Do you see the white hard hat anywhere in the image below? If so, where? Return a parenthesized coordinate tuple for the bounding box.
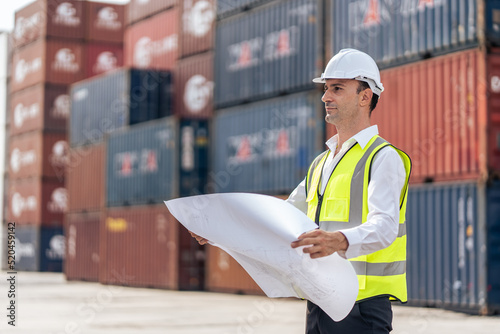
(313, 48, 384, 96)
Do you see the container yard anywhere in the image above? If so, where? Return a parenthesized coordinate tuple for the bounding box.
(1, 0, 500, 332)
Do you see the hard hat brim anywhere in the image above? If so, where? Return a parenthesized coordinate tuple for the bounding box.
(312, 77, 325, 83)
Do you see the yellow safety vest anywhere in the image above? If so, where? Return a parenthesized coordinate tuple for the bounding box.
(305, 135, 411, 302)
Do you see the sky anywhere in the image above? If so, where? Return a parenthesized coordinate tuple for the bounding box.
(0, 0, 128, 32)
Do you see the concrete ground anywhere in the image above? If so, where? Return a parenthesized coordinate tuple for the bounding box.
(0, 270, 499, 334)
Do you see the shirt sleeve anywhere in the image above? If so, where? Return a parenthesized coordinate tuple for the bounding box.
(340, 147, 407, 259)
(286, 178, 308, 215)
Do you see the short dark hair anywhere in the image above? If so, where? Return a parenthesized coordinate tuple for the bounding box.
(356, 81, 379, 115)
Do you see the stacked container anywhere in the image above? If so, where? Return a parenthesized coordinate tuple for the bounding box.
(4, 0, 125, 273)
(206, 0, 326, 295)
(328, 0, 500, 314)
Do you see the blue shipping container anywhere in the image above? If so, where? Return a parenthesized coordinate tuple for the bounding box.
(332, 0, 485, 68)
(406, 181, 500, 314)
(215, 0, 323, 108)
(70, 68, 173, 147)
(11, 225, 64, 272)
(212, 90, 324, 194)
(106, 117, 210, 206)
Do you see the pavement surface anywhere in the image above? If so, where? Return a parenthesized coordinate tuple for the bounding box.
(0, 270, 499, 334)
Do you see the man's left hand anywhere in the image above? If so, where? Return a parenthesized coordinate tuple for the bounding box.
(291, 229, 349, 259)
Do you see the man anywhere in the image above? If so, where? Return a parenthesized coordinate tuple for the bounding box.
(288, 48, 411, 333)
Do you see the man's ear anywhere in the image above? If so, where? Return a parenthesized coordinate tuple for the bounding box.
(359, 88, 373, 108)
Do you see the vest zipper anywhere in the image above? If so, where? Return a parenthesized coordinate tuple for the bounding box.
(315, 193, 323, 225)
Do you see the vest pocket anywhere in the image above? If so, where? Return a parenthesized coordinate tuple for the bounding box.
(323, 197, 349, 221)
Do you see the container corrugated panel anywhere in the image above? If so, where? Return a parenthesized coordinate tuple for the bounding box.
(487, 1, 500, 46)
(85, 43, 124, 79)
(127, 0, 179, 26)
(12, 225, 64, 272)
(487, 49, 500, 174)
(216, 0, 275, 20)
(372, 49, 489, 183)
(12, 0, 86, 49)
(64, 211, 101, 281)
(66, 143, 105, 213)
(486, 181, 500, 313)
(106, 118, 179, 206)
(10, 84, 69, 136)
(205, 245, 264, 295)
(124, 8, 179, 70)
(213, 91, 325, 194)
(6, 178, 66, 227)
(178, 226, 205, 290)
(175, 52, 214, 119)
(405, 182, 498, 314)
(69, 68, 173, 147)
(180, 0, 215, 57)
(11, 38, 86, 93)
(86, 2, 125, 44)
(100, 205, 179, 289)
(331, 0, 480, 69)
(8, 131, 67, 181)
(214, 0, 323, 108)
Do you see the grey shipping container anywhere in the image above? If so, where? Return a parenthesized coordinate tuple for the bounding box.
(406, 181, 500, 314)
(331, 0, 498, 69)
(214, 0, 323, 108)
(10, 225, 64, 272)
(70, 68, 173, 147)
(216, 0, 275, 19)
(106, 118, 209, 206)
(212, 90, 324, 194)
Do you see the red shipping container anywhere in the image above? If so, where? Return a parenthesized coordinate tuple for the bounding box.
(371, 49, 489, 183)
(179, 0, 215, 58)
(86, 2, 125, 44)
(12, 38, 86, 93)
(64, 211, 101, 282)
(175, 52, 214, 118)
(124, 8, 179, 70)
(100, 205, 179, 289)
(12, 0, 86, 49)
(127, 0, 179, 26)
(8, 131, 67, 181)
(66, 143, 105, 213)
(10, 84, 69, 136)
(85, 43, 124, 78)
(7, 178, 67, 227)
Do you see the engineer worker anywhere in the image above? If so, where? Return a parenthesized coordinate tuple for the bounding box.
(191, 48, 412, 334)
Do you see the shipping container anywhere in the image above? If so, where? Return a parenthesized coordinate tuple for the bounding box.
(175, 52, 214, 119)
(12, 0, 86, 49)
(371, 49, 497, 183)
(124, 8, 179, 70)
(64, 211, 101, 281)
(0, 222, 5, 270)
(8, 131, 67, 180)
(66, 143, 105, 213)
(100, 205, 180, 289)
(212, 90, 324, 194)
(180, 0, 215, 57)
(216, 0, 275, 20)
(107, 117, 209, 206)
(178, 226, 205, 290)
(0, 32, 10, 227)
(10, 225, 64, 272)
(11, 38, 86, 93)
(127, 0, 179, 26)
(10, 84, 69, 135)
(329, 0, 500, 69)
(86, 2, 125, 44)
(406, 181, 500, 314)
(214, 0, 323, 108)
(69, 68, 172, 147)
(6, 178, 66, 227)
(86, 43, 124, 78)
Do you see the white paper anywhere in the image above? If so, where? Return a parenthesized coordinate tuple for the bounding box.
(164, 193, 358, 321)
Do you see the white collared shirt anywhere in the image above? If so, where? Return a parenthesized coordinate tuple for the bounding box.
(286, 125, 407, 259)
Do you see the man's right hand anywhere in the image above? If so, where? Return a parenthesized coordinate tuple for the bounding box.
(189, 231, 210, 245)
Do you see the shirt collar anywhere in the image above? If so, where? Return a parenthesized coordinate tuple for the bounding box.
(325, 125, 379, 152)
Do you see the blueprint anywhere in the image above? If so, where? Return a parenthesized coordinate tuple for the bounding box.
(164, 193, 358, 321)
